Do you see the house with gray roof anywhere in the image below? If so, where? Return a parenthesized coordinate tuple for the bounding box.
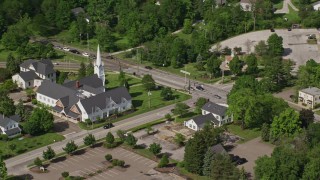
(35, 45, 132, 122)
(0, 114, 21, 138)
(184, 101, 232, 131)
(299, 87, 320, 109)
(12, 59, 56, 89)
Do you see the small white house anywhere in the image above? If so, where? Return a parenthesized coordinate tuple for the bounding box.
(240, 0, 255, 11)
(184, 101, 232, 131)
(312, 1, 320, 10)
(0, 114, 21, 138)
(299, 87, 320, 109)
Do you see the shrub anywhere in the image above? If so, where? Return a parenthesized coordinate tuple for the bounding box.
(165, 113, 172, 121)
(34, 157, 42, 167)
(117, 160, 125, 167)
(112, 159, 119, 166)
(261, 123, 270, 142)
(31, 99, 37, 105)
(61, 171, 69, 178)
(0, 134, 8, 141)
(9, 144, 16, 151)
(158, 154, 169, 168)
(105, 154, 112, 161)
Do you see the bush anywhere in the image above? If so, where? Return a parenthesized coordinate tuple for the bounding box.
(61, 171, 69, 178)
(112, 159, 119, 166)
(9, 144, 16, 151)
(261, 123, 270, 142)
(158, 154, 169, 168)
(105, 154, 112, 161)
(34, 157, 42, 167)
(165, 113, 172, 121)
(31, 99, 37, 105)
(117, 160, 125, 167)
(177, 161, 185, 168)
(0, 134, 8, 141)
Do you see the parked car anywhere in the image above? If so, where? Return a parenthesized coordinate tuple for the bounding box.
(82, 52, 89, 57)
(196, 86, 204, 91)
(214, 95, 221, 99)
(54, 46, 62, 50)
(270, 28, 275, 32)
(145, 66, 153, 70)
(63, 47, 70, 51)
(236, 158, 247, 165)
(70, 49, 80, 54)
(103, 123, 114, 129)
(53, 62, 59, 65)
(288, 27, 292, 31)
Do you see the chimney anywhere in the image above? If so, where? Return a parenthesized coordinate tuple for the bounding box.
(76, 81, 80, 88)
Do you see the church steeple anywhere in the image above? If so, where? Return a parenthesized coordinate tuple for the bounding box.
(94, 44, 105, 88)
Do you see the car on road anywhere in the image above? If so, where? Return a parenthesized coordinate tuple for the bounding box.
(196, 86, 204, 91)
(145, 66, 153, 70)
(288, 27, 292, 31)
(63, 47, 70, 51)
(103, 123, 114, 129)
(270, 28, 275, 32)
(236, 158, 247, 165)
(53, 62, 59, 65)
(54, 46, 62, 50)
(82, 52, 89, 57)
(70, 49, 80, 54)
(214, 95, 221, 99)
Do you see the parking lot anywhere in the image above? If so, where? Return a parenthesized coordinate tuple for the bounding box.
(229, 137, 274, 178)
(211, 29, 320, 72)
(30, 146, 174, 180)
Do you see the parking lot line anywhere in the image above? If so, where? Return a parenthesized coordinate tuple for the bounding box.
(94, 148, 105, 153)
(69, 157, 79, 163)
(132, 156, 143, 161)
(145, 161, 155, 165)
(49, 165, 57, 170)
(89, 149, 100, 155)
(65, 160, 78, 166)
(90, 166, 100, 171)
(84, 168, 96, 174)
(128, 154, 138, 159)
(74, 156, 86, 161)
(148, 162, 157, 167)
(109, 169, 119, 175)
(54, 163, 66, 168)
(97, 173, 108, 179)
(82, 154, 91, 159)
(138, 158, 150, 163)
(124, 152, 135, 158)
(93, 164, 104, 169)
(86, 152, 97, 157)
(104, 172, 113, 177)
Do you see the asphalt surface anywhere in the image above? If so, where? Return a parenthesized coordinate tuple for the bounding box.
(274, 0, 299, 14)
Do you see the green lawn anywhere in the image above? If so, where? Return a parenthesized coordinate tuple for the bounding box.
(0, 132, 64, 159)
(174, 111, 198, 123)
(55, 49, 90, 63)
(226, 124, 261, 143)
(106, 73, 141, 89)
(0, 45, 17, 62)
(273, 0, 284, 10)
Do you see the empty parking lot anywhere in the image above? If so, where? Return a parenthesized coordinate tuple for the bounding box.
(30, 146, 173, 180)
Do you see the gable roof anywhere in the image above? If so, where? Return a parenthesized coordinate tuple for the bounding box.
(20, 59, 37, 69)
(202, 102, 227, 116)
(18, 71, 40, 81)
(63, 74, 104, 94)
(312, 1, 320, 6)
(79, 86, 131, 113)
(37, 80, 78, 100)
(20, 59, 55, 75)
(5, 127, 21, 136)
(0, 114, 19, 127)
(192, 113, 219, 129)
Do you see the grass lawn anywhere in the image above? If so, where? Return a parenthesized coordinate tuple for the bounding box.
(0, 132, 64, 159)
(284, 5, 300, 24)
(54, 49, 90, 63)
(0, 45, 18, 62)
(315, 110, 320, 115)
(226, 124, 261, 143)
(174, 111, 199, 123)
(274, 0, 284, 10)
(79, 74, 191, 130)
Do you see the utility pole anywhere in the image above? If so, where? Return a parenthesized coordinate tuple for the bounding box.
(148, 91, 152, 108)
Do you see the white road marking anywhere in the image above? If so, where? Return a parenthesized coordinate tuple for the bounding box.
(86, 152, 96, 157)
(109, 169, 119, 175)
(94, 148, 105, 153)
(74, 156, 86, 161)
(104, 172, 113, 177)
(133, 156, 142, 161)
(89, 150, 100, 155)
(49, 165, 57, 170)
(69, 158, 79, 162)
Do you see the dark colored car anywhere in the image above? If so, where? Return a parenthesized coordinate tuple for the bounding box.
(196, 86, 204, 91)
(270, 28, 275, 32)
(231, 155, 240, 162)
(214, 95, 221, 99)
(288, 27, 292, 31)
(70, 49, 80, 54)
(103, 123, 114, 129)
(237, 158, 247, 165)
(145, 66, 153, 70)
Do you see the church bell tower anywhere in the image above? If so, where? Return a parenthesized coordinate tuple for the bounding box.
(94, 44, 105, 87)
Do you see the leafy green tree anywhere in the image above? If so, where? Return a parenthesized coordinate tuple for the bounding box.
(160, 87, 174, 100)
(55, 0, 72, 30)
(271, 108, 301, 139)
(183, 18, 193, 34)
(229, 56, 242, 76)
(149, 143, 162, 155)
(57, 71, 68, 84)
(158, 154, 169, 168)
(142, 74, 155, 91)
(105, 132, 115, 145)
(63, 141, 78, 155)
(210, 154, 240, 180)
(34, 157, 42, 167)
(255, 40, 268, 56)
(261, 123, 270, 142)
(15, 99, 25, 120)
(254, 155, 277, 179)
(43, 146, 56, 160)
(0, 156, 7, 180)
(302, 158, 320, 179)
(195, 97, 207, 113)
(116, 130, 126, 141)
(267, 34, 284, 56)
(306, 123, 320, 146)
(299, 109, 314, 128)
(95, 25, 116, 52)
(174, 133, 186, 146)
(84, 134, 96, 147)
(206, 56, 221, 78)
(0, 96, 16, 117)
(173, 103, 189, 117)
(125, 133, 137, 147)
(202, 148, 215, 176)
(165, 113, 172, 121)
(78, 62, 86, 79)
(61, 171, 69, 178)
(6, 53, 20, 75)
(86, 63, 94, 76)
(246, 54, 258, 75)
(105, 154, 112, 161)
(24, 108, 54, 135)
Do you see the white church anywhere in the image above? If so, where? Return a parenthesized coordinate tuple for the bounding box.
(35, 45, 132, 122)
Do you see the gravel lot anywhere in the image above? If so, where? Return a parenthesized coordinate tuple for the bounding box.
(211, 29, 320, 72)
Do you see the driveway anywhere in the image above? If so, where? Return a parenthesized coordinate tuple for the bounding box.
(53, 116, 81, 137)
(29, 146, 174, 180)
(229, 137, 274, 178)
(9, 90, 27, 104)
(275, 0, 299, 14)
(211, 29, 319, 72)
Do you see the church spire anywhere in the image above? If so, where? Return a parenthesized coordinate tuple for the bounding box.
(94, 44, 105, 89)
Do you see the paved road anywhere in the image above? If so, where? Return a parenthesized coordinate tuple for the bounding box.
(275, 0, 299, 14)
(6, 99, 195, 175)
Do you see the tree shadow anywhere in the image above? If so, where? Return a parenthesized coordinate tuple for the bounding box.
(7, 174, 33, 180)
(51, 156, 66, 163)
(73, 149, 86, 156)
(283, 48, 292, 56)
(134, 144, 147, 149)
(132, 100, 143, 107)
(53, 121, 69, 133)
(224, 144, 235, 152)
(130, 92, 143, 98)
